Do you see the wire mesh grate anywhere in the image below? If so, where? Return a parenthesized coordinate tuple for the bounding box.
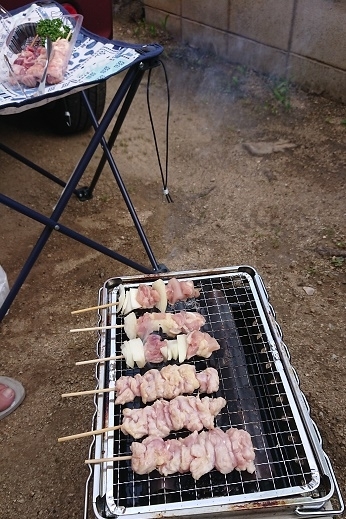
(99, 272, 319, 513)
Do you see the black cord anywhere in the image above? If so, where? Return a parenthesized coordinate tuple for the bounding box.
(146, 59, 173, 203)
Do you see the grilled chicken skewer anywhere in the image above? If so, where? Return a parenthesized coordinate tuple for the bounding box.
(114, 365, 219, 405)
(74, 329, 220, 368)
(62, 365, 219, 403)
(58, 394, 225, 442)
(121, 395, 226, 439)
(116, 278, 200, 315)
(70, 309, 205, 336)
(85, 427, 256, 481)
(71, 278, 199, 315)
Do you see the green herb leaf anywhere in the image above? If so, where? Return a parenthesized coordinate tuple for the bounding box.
(36, 18, 71, 43)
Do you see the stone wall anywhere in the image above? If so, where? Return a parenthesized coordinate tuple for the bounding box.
(143, 0, 346, 103)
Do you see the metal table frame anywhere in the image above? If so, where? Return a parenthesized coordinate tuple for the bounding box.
(0, 41, 166, 321)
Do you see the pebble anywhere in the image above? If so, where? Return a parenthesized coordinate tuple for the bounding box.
(302, 286, 315, 295)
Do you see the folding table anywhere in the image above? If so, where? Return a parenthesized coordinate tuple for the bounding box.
(0, 2, 168, 322)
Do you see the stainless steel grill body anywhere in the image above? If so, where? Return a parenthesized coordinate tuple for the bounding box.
(86, 266, 343, 519)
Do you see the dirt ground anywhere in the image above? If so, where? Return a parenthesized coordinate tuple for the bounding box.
(0, 16, 345, 519)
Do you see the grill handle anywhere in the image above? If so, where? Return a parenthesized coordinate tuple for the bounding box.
(280, 339, 291, 361)
(295, 453, 344, 517)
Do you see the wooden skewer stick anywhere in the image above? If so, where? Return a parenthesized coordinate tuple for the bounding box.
(31, 34, 39, 46)
(71, 301, 119, 315)
(58, 425, 122, 442)
(62, 387, 117, 397)
(76, 355, 124, 366)
(85, 455, 132, 465)
(70, 324, 124, 333)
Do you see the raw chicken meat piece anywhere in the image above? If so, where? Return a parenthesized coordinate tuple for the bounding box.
(165, 278, 200, 304)
(143, 334, 165, 364)
(186, 330, 220, 359)
(195, 367, 220, 394)
(136, 284, 160, 308)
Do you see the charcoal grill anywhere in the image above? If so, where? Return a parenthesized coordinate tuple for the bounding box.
(84, 266, 344, 518)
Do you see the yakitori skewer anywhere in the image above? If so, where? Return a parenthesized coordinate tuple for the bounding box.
(59, 394, 224, 442)
(75, 355, 124, 366)
(71, 301, 119, 315)
(71, 310, 205, 336)
(71, 278, 200, 317)
(58, 425, 121, 442)
(85, 428, 256, 479)
(70, 324, 123, 333)
(85, 455, 132, 465)
(60, 395, 225, 443)
(75, 328, 220, 370)
(71, 311, 216, 372)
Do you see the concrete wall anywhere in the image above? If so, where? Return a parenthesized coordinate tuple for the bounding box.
(143, 0, 346, 104)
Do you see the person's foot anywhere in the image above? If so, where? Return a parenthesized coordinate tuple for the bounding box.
(0, 377, 25, 419)
(0, 383, 15, 412)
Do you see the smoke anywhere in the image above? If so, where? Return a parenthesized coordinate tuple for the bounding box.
(154, 0, 345, 101)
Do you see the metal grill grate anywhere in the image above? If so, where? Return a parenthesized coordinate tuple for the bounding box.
(99, 271, 320, 515)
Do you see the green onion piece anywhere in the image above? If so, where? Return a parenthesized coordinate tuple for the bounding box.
(36, 18, 71, 43)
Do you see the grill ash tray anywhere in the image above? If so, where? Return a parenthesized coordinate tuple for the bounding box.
(90, 266, 341, 519)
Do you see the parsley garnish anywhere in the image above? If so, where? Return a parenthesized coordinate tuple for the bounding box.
(36, 18, 71, 43)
